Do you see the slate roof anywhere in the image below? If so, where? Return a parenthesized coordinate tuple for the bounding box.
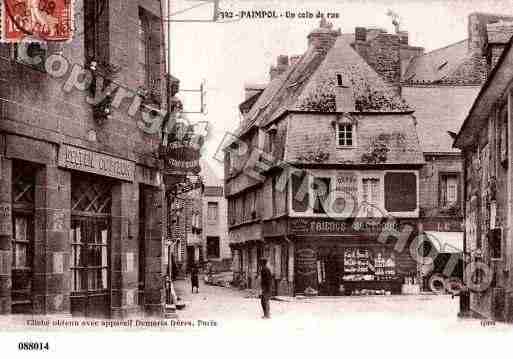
(402, 86, 481, 153)
(239, 33, 412, 135)
(402, 39, 487, 85)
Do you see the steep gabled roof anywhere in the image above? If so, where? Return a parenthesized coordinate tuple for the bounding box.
(239, 33, 412, 135)
(293, 35, 411, 115)
(240, 44, 325, 134)
(403, 39, 487, 85)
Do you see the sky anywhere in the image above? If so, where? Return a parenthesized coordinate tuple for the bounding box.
(168, 0, 513, 178)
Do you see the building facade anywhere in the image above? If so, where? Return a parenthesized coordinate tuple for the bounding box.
(226, 20, 425, 296)
(201, 161, 230, 272)
(226, 15, 513, 297)
(0, 0, 173, 318)
(454, 31, 513, 322)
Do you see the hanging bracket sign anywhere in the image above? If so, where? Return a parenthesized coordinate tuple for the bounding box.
(159, 142, 201, 175)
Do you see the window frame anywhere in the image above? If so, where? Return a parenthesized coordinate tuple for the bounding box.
(138, 8, 151, 88)
(337, 120, 355, 148)
(439, 172, 461, 209)
(11, 213, 34, 271)
(70, 217, 110, 294)
(207, 202, 218, 222)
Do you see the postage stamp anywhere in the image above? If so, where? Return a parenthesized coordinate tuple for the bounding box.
(1, 0, 73, 42)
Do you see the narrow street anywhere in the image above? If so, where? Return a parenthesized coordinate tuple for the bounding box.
(174, 279, 511, 334)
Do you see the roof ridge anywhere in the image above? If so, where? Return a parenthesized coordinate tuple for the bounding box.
(421, 38, 468, 56)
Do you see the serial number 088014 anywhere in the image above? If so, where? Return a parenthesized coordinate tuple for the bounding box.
(18, 342, 50, 351)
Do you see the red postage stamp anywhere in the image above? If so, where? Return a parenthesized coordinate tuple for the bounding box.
(1, 0, 73, 42)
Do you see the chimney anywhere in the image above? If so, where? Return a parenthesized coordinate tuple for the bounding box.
(307, 18, 341, 53)
(355, 27, 367, 42)
(290, 55, 302, 66)
(486, 21, 513, 73)
(269, 55, 290, 80)
(398, 30, 409, 45)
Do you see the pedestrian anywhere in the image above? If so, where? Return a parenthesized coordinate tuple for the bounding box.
(259, 258, 272, 319)
(191, 263, 199, 294)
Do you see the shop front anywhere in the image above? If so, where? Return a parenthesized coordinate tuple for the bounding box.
(0, 135, 167, 317)
(291, 218, 419, 296)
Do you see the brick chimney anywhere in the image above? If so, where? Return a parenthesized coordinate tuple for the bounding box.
(486, 20, 513, 73)
(307, 18, 341, 53)
(269, 55, 290, 80)
(352, 26, 423, 94)
(468, 12, 513, 55)
(290, 55, 302, 66)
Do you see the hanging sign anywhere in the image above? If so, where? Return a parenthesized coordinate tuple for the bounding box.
(160, 142, 201, 175)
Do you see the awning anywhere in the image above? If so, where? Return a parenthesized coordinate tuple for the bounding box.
(424, 231, 463, 253)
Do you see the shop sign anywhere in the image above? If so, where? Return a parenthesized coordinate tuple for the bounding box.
(296, 248, 317, 276)
(290, 218, 400, 235)
(58, 144, 135, 182)
(160, 142, 201, 175)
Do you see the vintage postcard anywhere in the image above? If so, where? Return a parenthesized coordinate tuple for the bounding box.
(0, 0, 513, 357)
(1, 0, 73, 42)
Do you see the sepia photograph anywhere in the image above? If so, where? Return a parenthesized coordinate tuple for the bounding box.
(0, 0, 512, 356)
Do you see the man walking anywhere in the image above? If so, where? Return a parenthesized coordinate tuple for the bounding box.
(259, 258, 272, 319)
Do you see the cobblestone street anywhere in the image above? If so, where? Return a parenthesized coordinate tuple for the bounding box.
(174, 279, 512, 335)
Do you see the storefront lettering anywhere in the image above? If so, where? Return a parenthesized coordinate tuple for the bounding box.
(59, 144, 135, 182)
(290, 218, 399, 235)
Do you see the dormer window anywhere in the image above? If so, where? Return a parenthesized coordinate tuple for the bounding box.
(337, 123, 353, 147)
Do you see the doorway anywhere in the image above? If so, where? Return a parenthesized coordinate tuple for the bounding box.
(70, 175, 113, 318)
(70, 216, 110, 318)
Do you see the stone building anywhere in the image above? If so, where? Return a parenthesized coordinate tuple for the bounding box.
(201, 161, 230, 272)
(0, 0, 174, 318)
(225, 14, 513, 296)
(226, 19, 425, 296)
(168, 183, 202, 275)
(454, 34, 513, 322)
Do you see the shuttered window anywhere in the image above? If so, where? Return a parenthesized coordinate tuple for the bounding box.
(384, 173, 417, 212)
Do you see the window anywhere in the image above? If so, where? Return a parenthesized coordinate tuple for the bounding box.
(207, 237, 220, 258)
(362, 178, 380, 217)
(291, 171, 309, 212)
(70, 218, 109, 292)
(84, 0, 108, 64)
(440, 174, 459, 208)
(138, 9, 150, 87)
(272, 176, 277, 217)
(384, 172, 417, 212)
(499, 103, 508, 166)
(313, 177, 331, 214)
(207, 202, 218, 221)
(337, 123, 353, 147)
(12, 216, 33, 269)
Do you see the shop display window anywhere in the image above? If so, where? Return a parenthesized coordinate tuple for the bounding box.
(342, 248, 397, 282)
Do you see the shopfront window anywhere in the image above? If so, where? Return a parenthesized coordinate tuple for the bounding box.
(70, 218, 109, 292)
(12, 216, 32, 269)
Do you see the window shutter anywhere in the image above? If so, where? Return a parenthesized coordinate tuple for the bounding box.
(385, 173, 417, 212)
